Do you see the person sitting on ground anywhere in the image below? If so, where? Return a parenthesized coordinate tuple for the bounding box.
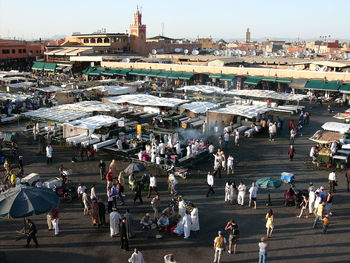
(140, 213, 153, 230)
(157, 213, 169, 232)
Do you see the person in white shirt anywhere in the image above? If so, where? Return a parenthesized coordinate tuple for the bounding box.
(183, 210, 191, 239)
(313, 192, 321, 213)
(186, 144, 192, 158)
(234, 130, 240, 146)
(328, 170, 337, 193)
(116, 138, 123, 150)
(248, 182, 258, 209)
(178, 196, 186, 217)
(206, 171, 215, 197)
(159, 142, 165, 157)
(227, 155, 234, 174)
(155, 154, 161, 165)
(208, 143, 215, 154)
(237, 181, 246, 206)
(308, 184, 316, 214)
(90, 184, 97, 200)
(77, 184, 86, 198)
(148, 174, 158, 198)
(224, 132, 230, 147)
(128, 248, 145, 263)
(46, 144, 53, 164)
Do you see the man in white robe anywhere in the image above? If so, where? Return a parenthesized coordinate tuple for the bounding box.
(110, 209, 121, 237)
(128, 248, 145, 263)
(183, 211, 191, 239)
(190, 205, 200, 231)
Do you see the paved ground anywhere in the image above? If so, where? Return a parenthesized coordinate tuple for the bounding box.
(1, 103, 350, 263)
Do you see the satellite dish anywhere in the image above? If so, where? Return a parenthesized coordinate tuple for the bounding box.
(242, 51, 246, 56)
(192, 50, 199, 55)
(122, 58, 130, 63)
(184, 49, 189, 55)
(327, 54, 331, 59)
(252, 51, 256, 56)
(174, 48, 182, 53)
(151, 49, 157, 55)
(214, 50, 220, 56)
(264, 52, 269, 57)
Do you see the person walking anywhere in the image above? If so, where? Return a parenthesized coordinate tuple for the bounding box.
(110, 208, 121, 237)
(258, 237, 268, 263)
(189, 203, 200, 232)
(51, 208, 60, 236)
(328, 170, 337, 193)
(234, 130, 240, 146)
(237, 181, 246, 206)
(313, 202, 324, 229)
(206, 171, 215, 197)
(25, 219, 39, 248)
(297, 194, 309, 218)
(90, 184, 97, 200)
(265, 209, 274, 238)
(213, 231, 226, 263)
(151, 195, 160, 220)
(224, 219, 239, 254)
(46, 143, 53, 164)
(82, 189, 90, 216)
(288, 145, 295, 161)
(120, 217, 130, 251)
(322, 214, 330, 234)
(226, 155, 234, 174)
(248, 182, 258, 209)
(290, 128, 296, 145)
(98, 199, 106, 226)
(148, 174, 158, 198)
(99, 160, 106, 180)
(308, 183, 316, 215)
(124, 209, 135, 239)
(133, 181, 143, 204)
(345, 169, 350, 192)
(128, 248, 145, 263)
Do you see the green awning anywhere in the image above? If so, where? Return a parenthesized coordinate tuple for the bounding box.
(244, 76, 262, 85)
(88, 67, 105, 76)
(276, 78, 292, 84)
(128, 69, 142, 76)
(138, 70, 151, 76)
(102, 69, 119, 76)
(262, 77, 276, 82)
(115, 69, 130, 76)
(82, 67, 95, 75)
(168, 71, 183, 80)
(32, 62, 45, 70)
(43, 63, 57, 71)
(179, 72, 193, 80)
(338, 84, 350, 93)
(305, 80, 340, 91)
(156, 71, 171, 78)
(147, 70, 162, 77)
(209, 74, 222, 79)
(220, 74, 235, 81)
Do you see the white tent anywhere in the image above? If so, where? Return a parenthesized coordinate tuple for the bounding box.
(103, 94, 188, 107)
(63, 115, 118, 138)
(178, 85, 225, 94)
(8, 82, 36, 88)
(0, 93, 32, 102)
(225, 89, 308, 101)
(321, 122, 350, 134)
(86, 85, 135, 95)
(55, 101, 122, 113)
(180, 101, 218, 114)
(36, 86, 63, 93)
(23, 108, 89, 123)
(209, 104, 271, 119)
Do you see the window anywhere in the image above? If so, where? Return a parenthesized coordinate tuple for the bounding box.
(104, 38, 109, 43)
(12, 49, 16, 53)
(23, 49, 26, 53)
(36, 50, 39, 53)
(2, 49, 10, 54)
(83, 38, 89, 43)
(90, 38, 96, 43)
(19, 49, 22, 53)
(97, 38, 102, 43)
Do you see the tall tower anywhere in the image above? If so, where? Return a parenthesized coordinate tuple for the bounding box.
(129, 7, 147, 54)
(246, 28, 251, 43)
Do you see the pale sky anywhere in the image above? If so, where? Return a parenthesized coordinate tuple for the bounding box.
(0, 0, 349, 41)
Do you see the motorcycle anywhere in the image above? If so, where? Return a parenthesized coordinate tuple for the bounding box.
(54, 184, 78, 203)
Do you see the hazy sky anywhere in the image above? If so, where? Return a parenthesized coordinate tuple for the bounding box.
(0, 0, 349, 41)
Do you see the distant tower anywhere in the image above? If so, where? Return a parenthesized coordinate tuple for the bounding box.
(246, 28, 251, 43)
(129, 7, 147, 54)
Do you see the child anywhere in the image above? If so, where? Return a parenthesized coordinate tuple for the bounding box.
(322, 214, 330, 234)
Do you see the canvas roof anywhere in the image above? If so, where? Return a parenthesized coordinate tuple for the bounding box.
(225, 89, 308, 101)
(23, 107, 89, 122)
(321, 122, 350, 134)
(180, 101, 218, 114)
(209, 104, 270, 118)
(86, 86, 134, 95)
(64, 115, 118, 132)
(55, 101, 122, 113)
(178, 85, 225, 94)
(103, 94, 188, 107)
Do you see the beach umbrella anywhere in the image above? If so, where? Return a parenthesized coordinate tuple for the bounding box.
(124, 162, 146, 174)
(0, 186, 59, 219)
(256, 177, 282, 206)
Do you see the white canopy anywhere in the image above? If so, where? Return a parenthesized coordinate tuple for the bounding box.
(0, 93, 32, 102)
(64, 115, 118, 132)
(180, 101, 218, 114)
(322, 122, 350, 134)
(23, 107, 89, 122)
(8, 82, 36, 88)
(55, 101, 122, 113)
(225, 89, 308, 101)
(86, 85, 134, 95)
(103, 94, 188, 107)
(178, 85, 225, 94)
(36, 86, 63, 93)
(209, 104, 271, 118)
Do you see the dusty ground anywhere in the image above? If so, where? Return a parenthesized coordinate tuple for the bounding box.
(1, 102, 350, 263)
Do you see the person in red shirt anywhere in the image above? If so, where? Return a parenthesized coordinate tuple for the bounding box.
(288, 120, 294, 132)
(106, 169, 113, 188)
